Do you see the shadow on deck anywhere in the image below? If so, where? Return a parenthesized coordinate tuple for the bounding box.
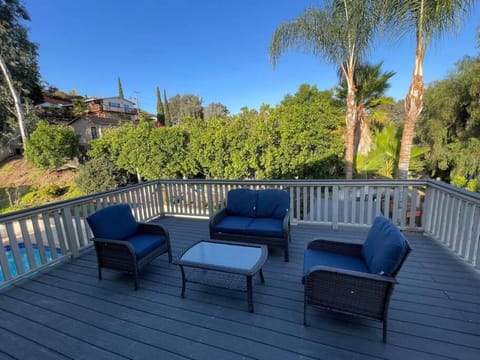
(1, 216, 479, 359)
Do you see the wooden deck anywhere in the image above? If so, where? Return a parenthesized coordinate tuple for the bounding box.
(1, 216, 479, 360)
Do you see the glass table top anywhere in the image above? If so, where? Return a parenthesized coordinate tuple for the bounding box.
(179, 241, 264, 271)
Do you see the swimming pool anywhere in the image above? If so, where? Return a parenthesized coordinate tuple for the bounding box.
(1, 244, 62, 281)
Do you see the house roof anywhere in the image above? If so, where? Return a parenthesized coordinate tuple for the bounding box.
(68, 115, 123, 126)
(84, 96, 135, 106)
(39, 96, 73, 108)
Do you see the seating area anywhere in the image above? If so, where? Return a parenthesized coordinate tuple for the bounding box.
(86, 199, 410, 342)
(210, 188, 291, 261)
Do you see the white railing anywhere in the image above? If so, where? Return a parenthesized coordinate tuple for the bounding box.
(157, 179, 426, 229)
(1, 178, 478, 287)
(423, 180, 480, 269)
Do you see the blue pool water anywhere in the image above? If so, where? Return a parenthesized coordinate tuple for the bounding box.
(0, 244, 62, 281)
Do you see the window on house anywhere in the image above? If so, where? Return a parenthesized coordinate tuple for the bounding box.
(91, 126, 97, 139)
(108, 102, 120, 108)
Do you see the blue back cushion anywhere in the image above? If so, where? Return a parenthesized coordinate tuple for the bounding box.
(256, 189, 290, 219)
(361, 216, 409, 276)
(226, 188, 257, 217)
(87, 204, 138, 240)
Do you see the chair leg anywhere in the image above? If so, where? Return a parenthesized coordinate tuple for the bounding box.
(134, 269, 139, 290)
(383, 319, 387, 343)
(303, 301, 307, 326)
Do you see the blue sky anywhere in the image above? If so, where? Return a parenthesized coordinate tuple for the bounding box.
(26, 0, 479, 115)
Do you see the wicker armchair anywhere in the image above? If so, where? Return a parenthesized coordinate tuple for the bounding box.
(302, 216, 411, 342)
(87, 204, 172, 290)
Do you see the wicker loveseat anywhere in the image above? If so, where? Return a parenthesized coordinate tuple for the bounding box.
(302, 216, 411, 342)
(87, 204, 172, 290)
(209, 188, 291, 261)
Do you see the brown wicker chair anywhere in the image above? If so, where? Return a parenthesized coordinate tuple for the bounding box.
(302, 216, 411, 342)
(87, 204, 172, 290)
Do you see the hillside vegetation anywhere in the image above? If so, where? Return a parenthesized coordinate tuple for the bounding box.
(0, 158, 82, 214)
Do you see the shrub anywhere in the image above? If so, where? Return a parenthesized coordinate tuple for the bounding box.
(25, 121, 79, 169)
(76, 156, 127, 194)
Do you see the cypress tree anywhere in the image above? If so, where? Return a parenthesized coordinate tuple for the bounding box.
(164, 89, 172, 127)
(156, 87, 165, 126)
(117, 77, 124, 98)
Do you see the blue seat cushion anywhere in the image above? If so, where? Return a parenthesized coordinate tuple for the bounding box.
(302, 248, 369, 283)
(256, 189, 290, 219)
(246, 218, 284, 237)
(126, 233, 167, 260)
(226, 188, 258, 217)
(361, 216, 409, 276)
(214, 216, 254, 234)
(87, 204, 138, 240)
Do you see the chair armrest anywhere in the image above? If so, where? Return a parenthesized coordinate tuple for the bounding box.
(305, 264, 396, 284)
(210, 208, 227, 228)
(138, 222, 170, 240)
(92, 237, 136, 256)
(306, 239, 363, 257)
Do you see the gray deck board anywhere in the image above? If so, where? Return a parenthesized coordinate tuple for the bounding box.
(1, 216, 479, 360)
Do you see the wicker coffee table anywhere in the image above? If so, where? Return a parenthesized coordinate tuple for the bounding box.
(174, 240, 268, 312)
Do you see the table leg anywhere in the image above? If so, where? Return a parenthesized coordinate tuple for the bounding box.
(259, 268, 265, 283)
(180, 265, 186, 298)
(247, 275, 253, 312)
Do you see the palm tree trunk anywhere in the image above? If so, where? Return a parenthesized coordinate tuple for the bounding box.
(345, 87, 356, 179)
(356, 107, 372, 156)
(398, 38, 425, 180)
(0, 55, 27, 150)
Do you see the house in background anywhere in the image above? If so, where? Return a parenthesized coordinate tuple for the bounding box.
(36, 95, 74, 121)
(68, 116, 125, 152)
(84, 96, 137, 121)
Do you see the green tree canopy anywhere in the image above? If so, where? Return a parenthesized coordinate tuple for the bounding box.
(418, 53, 480, 190)
(76, 155, 127, 194)
(168, 94, 203, 125)
(25, 121, 79, 169)
(204, 102, 229, 121)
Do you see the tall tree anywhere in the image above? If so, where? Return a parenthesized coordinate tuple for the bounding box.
(384, 0, 476, 179)
(270, 0, 380, 179)
(0, 0, 42, 150)
(336, 62, 395, 158)
(163, 89, 172, 127)
(156, 86, 165, 125)
(204, 102, 229, 121)
(117, 77, 124, 98)
(168, 94, 203, 125)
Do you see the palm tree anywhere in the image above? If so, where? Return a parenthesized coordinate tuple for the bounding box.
(383, 1, 476, 179)
(356, 123, 426, 179)
(337, 62, 395, 159)
(269, 0, 380, 179)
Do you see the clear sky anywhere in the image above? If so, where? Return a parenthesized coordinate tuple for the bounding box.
(25, 0, 479, 115)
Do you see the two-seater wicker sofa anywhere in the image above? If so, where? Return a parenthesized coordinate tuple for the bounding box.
(209, 188, 291, 261)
